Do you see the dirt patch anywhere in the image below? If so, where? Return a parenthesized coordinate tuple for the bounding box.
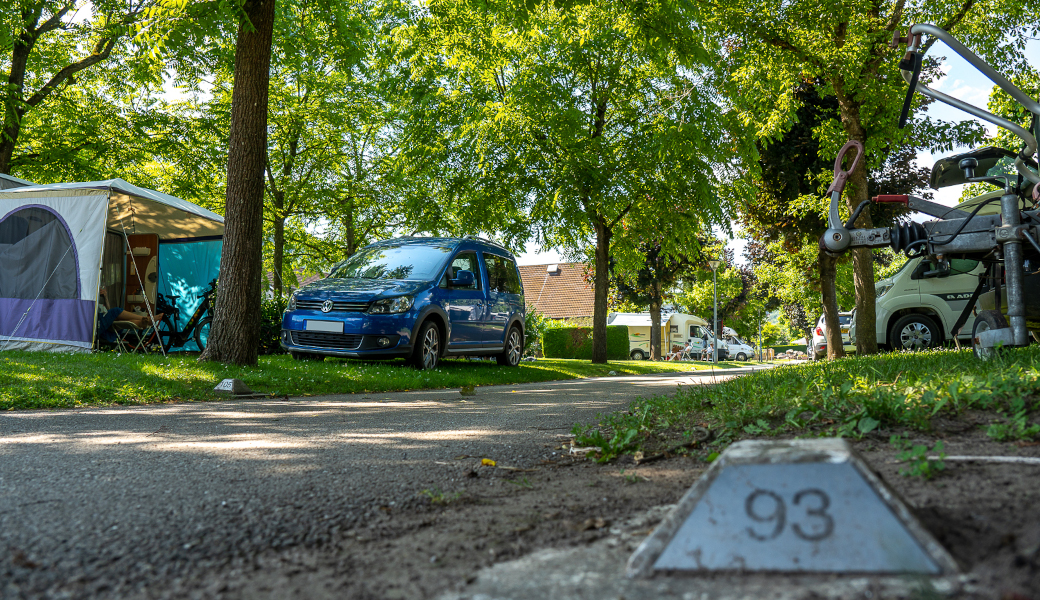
(158, 426, 1040, 600)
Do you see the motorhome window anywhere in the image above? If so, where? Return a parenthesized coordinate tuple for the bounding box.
(949, 259, 979, 275)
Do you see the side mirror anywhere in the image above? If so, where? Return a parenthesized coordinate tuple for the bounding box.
(449, 270, 475, 287)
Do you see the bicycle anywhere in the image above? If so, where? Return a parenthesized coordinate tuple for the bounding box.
(150, 278, 217, 353)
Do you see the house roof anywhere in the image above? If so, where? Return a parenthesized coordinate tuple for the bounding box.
(518, 262, 595, 319)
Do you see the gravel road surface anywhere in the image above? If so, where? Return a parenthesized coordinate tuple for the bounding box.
(0, 369, 757, 599)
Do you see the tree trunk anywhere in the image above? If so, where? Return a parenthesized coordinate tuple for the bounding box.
(835, 85, 879, 355)
(0, 34, 34, 174)
(199, 0, 277, 366)
(649, 292, 662, 361)
(819, 251, 845, 359)
(272, 215, 285, 299)
(591, 218, 612, 363)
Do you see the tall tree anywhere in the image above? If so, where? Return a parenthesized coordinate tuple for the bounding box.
(610, 239, 704, 360)
(199, 0, 277, 366)
(0, 0, 162, 174)
(401, 0, 737, 362)
(700, 0, 1031, 355)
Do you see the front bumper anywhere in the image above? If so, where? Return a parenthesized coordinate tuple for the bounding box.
(280, 309, 414, 358)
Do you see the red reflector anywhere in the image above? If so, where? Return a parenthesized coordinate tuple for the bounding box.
(872, 194, 909, 205)
(815, 327, 823, 336)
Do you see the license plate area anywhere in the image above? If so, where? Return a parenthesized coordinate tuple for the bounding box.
(306, 320, 344, 333)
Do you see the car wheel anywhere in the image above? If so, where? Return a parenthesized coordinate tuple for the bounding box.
(412, 320, 440, 370)
(630, 349, 646, 361)
(972, 309, 1008, 360)
(891, 314, 940, 351)
(736, 352, 747, 361)
(496, 326, 523, 366)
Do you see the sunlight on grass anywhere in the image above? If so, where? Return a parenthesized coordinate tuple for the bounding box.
(0, 351, 724, 411)
(575, 346, 1040, 461)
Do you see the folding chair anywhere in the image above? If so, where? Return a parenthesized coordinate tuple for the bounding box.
(678, 344, 694, 361)
(112, 321, 151, 354)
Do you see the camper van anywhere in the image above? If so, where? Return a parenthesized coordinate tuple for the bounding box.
(721, 327, 757, 361)
(856, 255, 985, 350)
(845, 191, 1002, 350)
(607, 312, 728, 360)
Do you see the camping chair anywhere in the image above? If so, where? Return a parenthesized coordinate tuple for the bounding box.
(111, 320, 157, 354)
(678, 343, 694, 361)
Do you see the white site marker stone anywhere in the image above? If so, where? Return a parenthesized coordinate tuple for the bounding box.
(213, 378, 252, 395)
(627, 438, 959, 577)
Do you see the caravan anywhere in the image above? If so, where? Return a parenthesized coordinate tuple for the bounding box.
(0, 179, 223, 352)
(607, 312, 728, 360)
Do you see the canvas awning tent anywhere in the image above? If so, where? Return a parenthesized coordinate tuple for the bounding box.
(0, 173, 34, 190)
(0, 179, 224, 352)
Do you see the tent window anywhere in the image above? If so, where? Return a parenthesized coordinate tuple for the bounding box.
(0, 207, 78, 300)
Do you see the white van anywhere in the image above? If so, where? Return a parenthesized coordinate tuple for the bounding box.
(860, 255, 985, 349)
(608, 312, 728, 360)
(721, 328, 757, 361)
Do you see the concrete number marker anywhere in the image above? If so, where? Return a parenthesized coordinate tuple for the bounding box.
(627, 439, 958, 576)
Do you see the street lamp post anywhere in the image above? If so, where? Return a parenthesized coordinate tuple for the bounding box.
(707, 260, 721, 364)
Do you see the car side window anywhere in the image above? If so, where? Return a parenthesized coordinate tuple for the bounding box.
(442, 252, 481, 290)
(485, 254, 522, 294)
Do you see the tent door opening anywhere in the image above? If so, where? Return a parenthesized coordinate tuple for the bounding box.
(123, 233, 158, 314)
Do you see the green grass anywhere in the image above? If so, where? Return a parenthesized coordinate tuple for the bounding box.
(574, 346, 1040, 461)
(0, 351, 736, 411)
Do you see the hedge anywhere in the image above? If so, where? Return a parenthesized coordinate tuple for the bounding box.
(771, 343, 808, 353)
(542, 325, 630, 360)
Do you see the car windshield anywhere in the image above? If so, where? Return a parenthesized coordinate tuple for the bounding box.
(329, 243, 454, 280)
(839, 315, 853, 325)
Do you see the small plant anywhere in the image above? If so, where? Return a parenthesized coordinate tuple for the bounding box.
(419, 488, 463, 505)
(891, 435, 946, 479)
(742, 419, 771, 435)
(572, 424, 639, 462)
(619, 468, 642, 484)
(506, 476, 533, 488)
(986, 398, 1040, 441)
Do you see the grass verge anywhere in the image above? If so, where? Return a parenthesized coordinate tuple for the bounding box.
(0, 351, 739, 411)
(573, 347, 1040, 461)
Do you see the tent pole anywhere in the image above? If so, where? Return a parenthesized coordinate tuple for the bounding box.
(119, 215, 167, 360)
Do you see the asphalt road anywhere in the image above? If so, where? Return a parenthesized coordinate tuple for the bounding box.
(0, 368, 760, 599)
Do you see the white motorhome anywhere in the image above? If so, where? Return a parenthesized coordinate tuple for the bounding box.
(852, 191, 1003, 350)
(857, 255, 985, 349)
(721, 327, 757, 361)
(608, 312, 727, 360)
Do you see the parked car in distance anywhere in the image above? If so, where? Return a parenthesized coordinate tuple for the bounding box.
(280, 236, 526, 370)
(809, 312, 854, 360)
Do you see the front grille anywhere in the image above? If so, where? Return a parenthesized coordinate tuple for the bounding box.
(295, 300, 370, 312)
(291, 331, 364, 349)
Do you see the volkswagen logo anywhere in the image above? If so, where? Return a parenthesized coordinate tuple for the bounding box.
(321, 299, 334, 313)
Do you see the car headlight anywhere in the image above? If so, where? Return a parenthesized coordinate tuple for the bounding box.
(876, 284, 893, 299)
(287, 292, 297, 311)
(368, 295, 414, 314)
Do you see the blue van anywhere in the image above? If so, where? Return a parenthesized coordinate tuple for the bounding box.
(280, 236, 526, 369)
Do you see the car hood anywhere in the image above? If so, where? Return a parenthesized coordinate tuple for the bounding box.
(297, 278, 429, 301)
